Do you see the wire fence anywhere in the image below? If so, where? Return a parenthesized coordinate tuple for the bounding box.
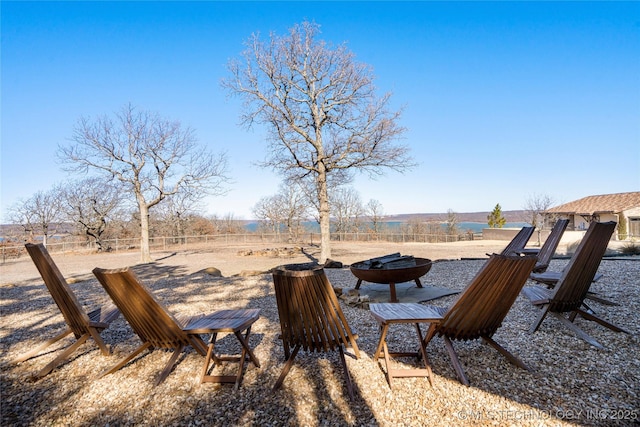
(0, 231, 479, 263)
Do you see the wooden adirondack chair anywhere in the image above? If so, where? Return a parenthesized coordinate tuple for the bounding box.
(13, 243, 120, 379)
(271, 264, 360, 400)
(487, 226, 535, 257)
(521, 221, 628, 349)
(523, 219, 569, 273)
(423, 254, 538, 385)
(92, 267, 260, 387)
(529, 219, 611, 306)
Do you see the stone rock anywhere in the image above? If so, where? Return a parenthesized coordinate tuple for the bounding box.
(338, 288, 371, 309)
(199, 267, 222, 277)
(237, 270, 267, 277)
(237, 247, 303, 257)
(324, 258, 343, 268)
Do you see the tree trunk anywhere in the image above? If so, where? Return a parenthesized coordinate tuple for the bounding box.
(317, 172, 331, 263)
(139, 204, 152, 263)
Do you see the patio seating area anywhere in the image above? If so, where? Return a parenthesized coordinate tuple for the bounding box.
(1, 239, 638, 426)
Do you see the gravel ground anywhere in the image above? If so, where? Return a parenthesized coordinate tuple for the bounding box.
(1, 241, 638, 426)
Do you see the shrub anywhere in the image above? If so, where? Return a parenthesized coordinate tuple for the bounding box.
(620, 241, 640, 255)
(618, 212, 628, 240)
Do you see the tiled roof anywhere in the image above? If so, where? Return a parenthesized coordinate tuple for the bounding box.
(546, 191, 640, 215)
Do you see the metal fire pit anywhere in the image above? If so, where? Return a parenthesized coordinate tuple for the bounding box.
(350, 257, 432, 303)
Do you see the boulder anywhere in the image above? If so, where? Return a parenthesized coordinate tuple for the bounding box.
(323, 258, 343, 269)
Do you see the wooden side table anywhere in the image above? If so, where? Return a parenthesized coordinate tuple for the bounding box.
(183, 308, 261, 389)
(369, 303, 443, 388)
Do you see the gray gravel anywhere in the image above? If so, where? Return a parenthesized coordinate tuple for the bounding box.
(1, 246, 638, 426)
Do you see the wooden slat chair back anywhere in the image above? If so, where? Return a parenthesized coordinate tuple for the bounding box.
(522, 221, 627, 348)
(14, 243, 119, 379)
(424, 254, 537, 385)
(94, 267, 195, 349)
(93, 267, 260, 386)
(500, 226, 535, 256)
(549, 221, 614, 311)
(272, 264, 360, 399)
(532, 219, 569, 273)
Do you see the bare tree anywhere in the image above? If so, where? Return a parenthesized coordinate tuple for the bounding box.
(523, 193, 555, 228)
(8, 186, 64, 246)
(224, 21, 414, 262)
(61, 177, 123, 251)
(523, 193, 555, 246)
(58, 104, 229, 262)
(253, 184, 310, 241)
(331, 187, 364, 239)
(153, 191, 203, 243)
(402, 218, 427, 239)
(189, 215, 217, 235)
(277, 184, 310, 241)
(253, 195, 284, 235)
(364, 199, 385, 237)
(212, 212, 244, 234)
(445, 209, 458, 237)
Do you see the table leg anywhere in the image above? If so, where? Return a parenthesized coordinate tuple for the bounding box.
(383, 341, 393, 388)
(415, 278, 423, 288)
(355, 278, 363, 290)
(389, 283, 398, 303)
(200, 332, 218, 383)
(373, 323, 390, 361)
(235, 326, 260, 368)
(414, 323, 434, 386)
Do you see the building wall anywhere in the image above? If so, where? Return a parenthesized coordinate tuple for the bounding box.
(482, 227, 539, 244)
(573, 213, 618, 231)
(622, 207, 640, 239)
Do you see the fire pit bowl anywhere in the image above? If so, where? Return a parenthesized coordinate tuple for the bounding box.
(349, 257, 432, 303)
(350, 257, 432, 285)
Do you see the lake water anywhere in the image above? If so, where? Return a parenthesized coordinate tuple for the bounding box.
(244, 221, 529, 233)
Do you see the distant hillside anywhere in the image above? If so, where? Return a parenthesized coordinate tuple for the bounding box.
(385, 210, 528, 223)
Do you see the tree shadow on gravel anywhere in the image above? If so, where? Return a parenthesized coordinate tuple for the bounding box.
(1, 265, 379, 426)
(16, 259, 639, 426)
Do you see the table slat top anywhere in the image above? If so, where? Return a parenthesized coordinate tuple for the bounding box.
(370, 303, 443, 323)
(183, 308, 260, 333)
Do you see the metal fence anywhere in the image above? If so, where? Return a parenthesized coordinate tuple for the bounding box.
(1, 231, 479, 263)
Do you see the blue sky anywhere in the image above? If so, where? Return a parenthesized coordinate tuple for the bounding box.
(2, 1, 639, 221)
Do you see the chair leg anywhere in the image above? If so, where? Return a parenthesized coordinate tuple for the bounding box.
(338, 345, 356, 401)
(585, 293, 618, 306)
(272, 344, 301, 391)
(442, 336, 469, 386)
(551, 313, 604, 349)
(575, 309, 629, 334)
(87, 327, 111, 356)
(34, 334, 91, 379)
(154, 345, 185, 386)
(99, 342, 152, 378)
(529, 305, 550, 333)
(13, 328, 73, 363)
(482, 336, 530, 371)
